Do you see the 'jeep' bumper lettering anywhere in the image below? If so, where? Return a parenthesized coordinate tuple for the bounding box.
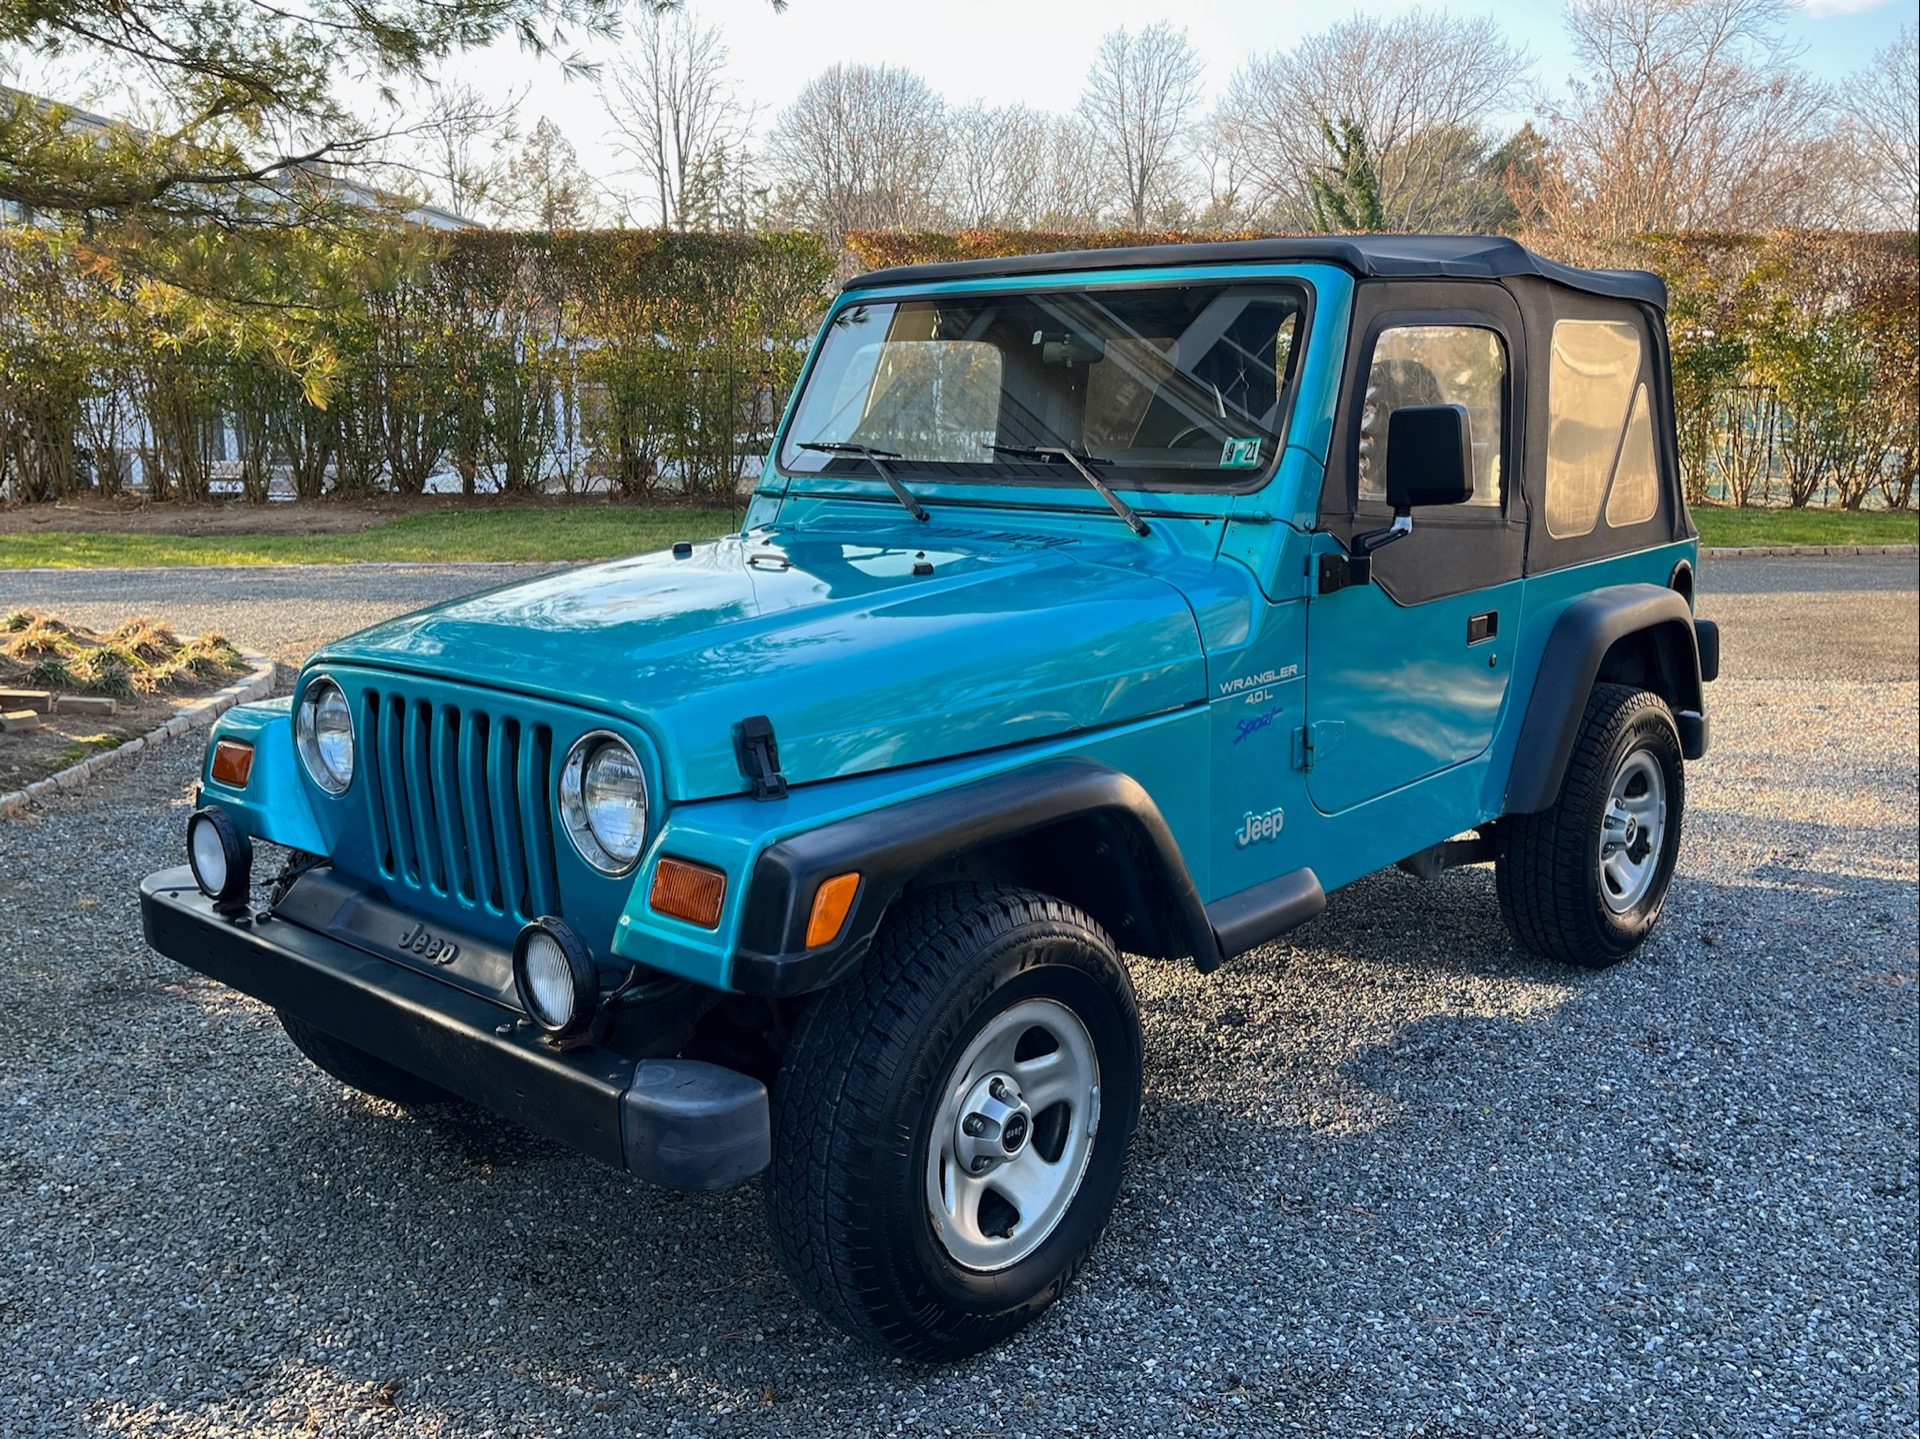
(139, 868, 769, 1190)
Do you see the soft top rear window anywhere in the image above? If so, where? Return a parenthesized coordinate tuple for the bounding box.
(779, 282, 1309, 490)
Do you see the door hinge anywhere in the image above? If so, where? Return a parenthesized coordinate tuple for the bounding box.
(1316, 552, 1371, 594)
(1292, 720, 1346, 770)
(733, 714, 789, 801)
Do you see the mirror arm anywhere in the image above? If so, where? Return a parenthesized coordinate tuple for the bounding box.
(1317, 510, 1411, 596)
(1350, 509, 1413, 560)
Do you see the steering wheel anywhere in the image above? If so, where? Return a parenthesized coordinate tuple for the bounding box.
(1165, 426, 1218, 451)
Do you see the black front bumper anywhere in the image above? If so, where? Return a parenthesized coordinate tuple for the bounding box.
(140, 868, 768, 1189)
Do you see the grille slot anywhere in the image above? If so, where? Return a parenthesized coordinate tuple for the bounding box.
(362, 687, 556, 921)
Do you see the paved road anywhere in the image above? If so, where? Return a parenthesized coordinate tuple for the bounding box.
(7, 551, 1915, 677)
(1, 554, 1913, 1437)
(2, 563, 565, 668)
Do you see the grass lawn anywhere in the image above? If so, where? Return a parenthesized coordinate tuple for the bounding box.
(2, 499, 1911, 568)
(1690, 505, 1918, 549)
(0, 505, 745, 569)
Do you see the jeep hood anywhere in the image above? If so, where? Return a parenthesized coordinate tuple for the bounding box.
(312, 527, 1205, 799)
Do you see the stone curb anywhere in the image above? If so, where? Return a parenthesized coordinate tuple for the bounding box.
(1699, 544, 1917, 558)
(0, 651, 277, 821)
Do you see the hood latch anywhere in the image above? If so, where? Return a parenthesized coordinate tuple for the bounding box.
(734, 715, 790, 801)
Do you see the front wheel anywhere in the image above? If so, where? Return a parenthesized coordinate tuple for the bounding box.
(1497, 683, 1686, 968)
(766, 884, 1142, 1360)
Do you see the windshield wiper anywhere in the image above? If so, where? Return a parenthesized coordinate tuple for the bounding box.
(988, 445, 1151, 536)
(796, 442, 929, 522)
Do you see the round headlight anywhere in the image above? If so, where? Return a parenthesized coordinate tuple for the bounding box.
(296, 677, 355, 795)
(560, 732, 647, 873)
(512, 919, 598, 1040)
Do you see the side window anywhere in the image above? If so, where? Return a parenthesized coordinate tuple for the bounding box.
(1545, 319, 1658, 537)
(1358, 325, 1505, 507)
(1605, 385, 1659, 527)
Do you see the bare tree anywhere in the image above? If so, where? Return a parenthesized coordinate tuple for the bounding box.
(500, 116, 597, 230)
(601, 5, 752, 230)
(1037, 116, 1109, 231)
(765, 63, 948, 238)
(1540, 0, 1837, 237)
(947, 103, 1052, 228)
(407, 80, 520, 221)
(1217, 10, 1531, 230)
(1078, 22, 1204, 226)
(1845, 26, 1918, 231)
(1193, 109, 1255, 229)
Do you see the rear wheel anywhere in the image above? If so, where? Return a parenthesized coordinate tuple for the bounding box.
(278, 1012, 454, 1107)
(1497, 683, 1685, 968)
(766, 883, 1141, 1360)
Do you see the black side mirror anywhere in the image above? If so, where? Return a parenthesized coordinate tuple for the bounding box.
(1385, 404, 1474, 513)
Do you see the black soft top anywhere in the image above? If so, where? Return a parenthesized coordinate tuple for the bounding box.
(843, 234, 1666, 309)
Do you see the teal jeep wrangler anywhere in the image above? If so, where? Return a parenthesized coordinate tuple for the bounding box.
(144, 236, 1718, 1360)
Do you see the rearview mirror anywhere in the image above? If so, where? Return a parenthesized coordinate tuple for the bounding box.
(1385, 404, 1474, 512)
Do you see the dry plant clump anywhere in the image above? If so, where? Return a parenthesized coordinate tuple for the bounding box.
(0, 611, 246, 698)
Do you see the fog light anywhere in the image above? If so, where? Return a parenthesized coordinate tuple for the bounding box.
(512, 918, 598, 1041)
(186, 807, 252, 909)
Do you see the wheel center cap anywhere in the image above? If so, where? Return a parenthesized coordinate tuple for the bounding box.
(954, 1072, 1031, 1173)
(1001, 1112, 1029, 1153)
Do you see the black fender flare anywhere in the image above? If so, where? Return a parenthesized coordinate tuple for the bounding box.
(1504, 584, 1709, 815)
(729, 758, 1224, 997)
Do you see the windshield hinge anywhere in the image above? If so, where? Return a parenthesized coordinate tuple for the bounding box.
(734, 715, 789, 801)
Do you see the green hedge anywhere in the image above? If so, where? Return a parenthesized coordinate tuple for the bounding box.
(4, 224, 1912, 510)
(0, 228, 835, 503)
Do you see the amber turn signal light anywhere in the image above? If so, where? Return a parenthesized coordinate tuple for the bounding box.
(805, 872, 862, 949)
(649, 857, 727, 930)
(210, 738, 254, 789)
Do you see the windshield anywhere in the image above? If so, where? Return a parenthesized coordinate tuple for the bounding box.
(779, 281, 1308, 489)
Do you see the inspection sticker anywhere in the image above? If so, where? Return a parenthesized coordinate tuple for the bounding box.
(1220, 437, 1263, 468)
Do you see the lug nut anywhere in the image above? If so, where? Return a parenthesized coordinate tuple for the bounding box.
(971, 1156, 992, 1173)
(989, 1078, 1008, 1102)
(963, 1114, 987, 1136)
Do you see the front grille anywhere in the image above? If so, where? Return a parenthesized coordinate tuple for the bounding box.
(360, 687, 559, 921)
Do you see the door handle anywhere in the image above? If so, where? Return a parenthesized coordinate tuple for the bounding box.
(1468, 611, 1498, 645)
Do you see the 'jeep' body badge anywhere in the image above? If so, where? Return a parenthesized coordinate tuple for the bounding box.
(1235, 806, 1285, 848)
(397, 921, 459, 965)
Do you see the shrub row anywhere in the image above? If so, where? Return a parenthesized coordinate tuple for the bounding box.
(2, 225, 1912, 509)
(0, 229, 836, 503)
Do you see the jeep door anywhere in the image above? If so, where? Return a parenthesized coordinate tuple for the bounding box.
(1303, 282, 1527, 813)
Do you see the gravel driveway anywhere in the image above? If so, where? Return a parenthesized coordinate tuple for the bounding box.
(2, 556, 1914, 1437)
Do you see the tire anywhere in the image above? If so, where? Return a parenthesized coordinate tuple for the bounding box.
(1497, 683, 1685, 969)
(277, 1011, 454, 1107)
(766, 883, 1142, 1361)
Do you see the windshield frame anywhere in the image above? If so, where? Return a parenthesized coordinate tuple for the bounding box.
(771, 269, 1320, 499)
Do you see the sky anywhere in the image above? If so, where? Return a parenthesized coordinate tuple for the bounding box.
(457, 0, 1916, 203)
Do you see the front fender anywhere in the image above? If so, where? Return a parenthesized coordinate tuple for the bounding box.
(196, 699, 328, 855)
(724, 757, 1219, 998)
